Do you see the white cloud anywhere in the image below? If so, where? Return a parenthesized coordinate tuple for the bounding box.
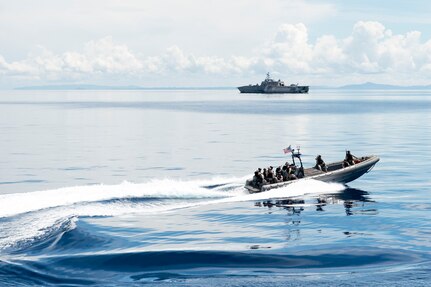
(0, 37, 143, 81)
(258, 21, 431, 83)
(2, 21, 431, 87)
(313, 35, 346, 72)
(262, 23, 313, 73)
(0, 0, 337, 59)
(61, 37, 143, 75)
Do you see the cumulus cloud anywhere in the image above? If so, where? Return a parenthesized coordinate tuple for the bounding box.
(2, 21, 431, 86)
(144, 46, 252, 75)
(0, 37, 143, 80)
(262, 23, 313, 73)
(260, 21, 431, 81)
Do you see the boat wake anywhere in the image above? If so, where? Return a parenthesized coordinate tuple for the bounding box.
(0, 177, 345, 252)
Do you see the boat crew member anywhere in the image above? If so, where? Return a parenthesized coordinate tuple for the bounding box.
(291, 163, 298, 174)
(263, 168, 268, 180)
(315, 155, 328, 172)
(275, 166, 284, 183)
(276, 173, 283, 183)
(275, 166, 281, 175)
(287, 163, 298, 180)
(252, 171, 260, 187)
(281, 165, 289, 181)
(344, 150, 358, 166)
(267, 166, 275, 183)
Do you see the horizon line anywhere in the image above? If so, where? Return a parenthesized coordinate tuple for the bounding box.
(11, 82, 431, 91)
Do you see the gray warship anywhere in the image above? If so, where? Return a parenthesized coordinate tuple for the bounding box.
(238, 73, 309, 94)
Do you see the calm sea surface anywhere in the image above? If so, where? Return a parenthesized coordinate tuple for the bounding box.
(0, 89, 431, 286)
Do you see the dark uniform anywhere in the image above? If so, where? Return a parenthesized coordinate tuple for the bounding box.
(315, 155, 328, 172)
(345, 151, 356, 166)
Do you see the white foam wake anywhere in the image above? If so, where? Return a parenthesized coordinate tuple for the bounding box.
(0, 177, 345, 251)
(0, 178, 242, 218)
(208, 179, 346, 205)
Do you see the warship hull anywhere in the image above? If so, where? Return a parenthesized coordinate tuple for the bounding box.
(237, 85, 263, 93)
(238, 85, 309, 93)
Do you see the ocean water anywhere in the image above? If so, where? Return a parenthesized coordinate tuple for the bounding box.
(0, 89, 431, 286)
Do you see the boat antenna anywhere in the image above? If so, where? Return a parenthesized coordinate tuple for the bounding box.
(293, 146, 304, 177)
(296, 148, 303, 167)
(290, 146, 303, 170)
(266, 72, 270, 80)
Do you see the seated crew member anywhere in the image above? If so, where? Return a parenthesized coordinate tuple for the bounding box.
(255, 168, 261, 182)
(252, 171, 260, 187)
(275, 167, 282, 183)
(257, 169, 267, 185)
(315, 155, 328, 172)
(281, 165, 289, 181)
(289, 171, 298, 180)
(345, 150, 358, 166)
(275, 166, 281, 175)
(267, 166, 275, 183)
(287, 164, 298, 180)
(263, 168, 268, 181)
(275, 173, 283, 183)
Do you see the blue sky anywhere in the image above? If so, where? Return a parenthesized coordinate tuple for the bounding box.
(1, 0, 431, 88)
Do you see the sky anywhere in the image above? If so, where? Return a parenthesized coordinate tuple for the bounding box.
(1, 0, 431, 88)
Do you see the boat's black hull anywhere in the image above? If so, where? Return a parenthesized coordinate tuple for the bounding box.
(245, 155, 379, 193)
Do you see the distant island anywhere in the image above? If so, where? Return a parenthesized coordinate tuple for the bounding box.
(14, 82, 431, 91)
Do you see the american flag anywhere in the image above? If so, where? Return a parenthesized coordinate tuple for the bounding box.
(283, 145, 293, 154)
